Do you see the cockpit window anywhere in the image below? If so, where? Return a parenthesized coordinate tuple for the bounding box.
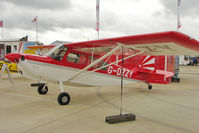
(67, 52, 86, 65)
(50, 45, 67, 61)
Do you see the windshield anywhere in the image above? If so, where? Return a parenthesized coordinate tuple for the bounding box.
(45, 43, 64, 56)
(46, 44, 68, 61)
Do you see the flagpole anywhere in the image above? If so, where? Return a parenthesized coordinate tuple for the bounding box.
(36, 16, 38, 41)
(1, 27, 3, 40)
(176, 0, 181, 82)
(96, 0, 100, 39)
(177, 0, 181, 32)
(0, 20, 3, 40)
(98, 27, 99, 39)
(177, 5, 180, 32)
(98, 28, 99, 39)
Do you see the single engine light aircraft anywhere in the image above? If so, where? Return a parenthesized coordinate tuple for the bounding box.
(5, 31, 199, 105)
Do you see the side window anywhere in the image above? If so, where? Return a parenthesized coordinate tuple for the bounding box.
(67, 52, 86, 65)
(50, 46, 67, 61)
(90, 56, 108, 71)
(14, 45, 17, 52)
(6, 45, 11, 54)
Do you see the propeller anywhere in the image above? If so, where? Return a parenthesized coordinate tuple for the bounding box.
(5, 53, 22, 63)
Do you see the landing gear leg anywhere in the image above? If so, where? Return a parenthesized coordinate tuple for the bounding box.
(57, 80, 70, 105)
(146, 82, 152, 90)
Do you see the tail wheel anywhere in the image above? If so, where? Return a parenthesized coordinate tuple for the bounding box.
(57, 92, 70, 105)
(148, 84, 152, 90)
(38, 85, 48, 94)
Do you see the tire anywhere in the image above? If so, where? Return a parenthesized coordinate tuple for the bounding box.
(38, 85, 48, 95)
(148, 84, 152, 90)
(57, 92, 70, 105)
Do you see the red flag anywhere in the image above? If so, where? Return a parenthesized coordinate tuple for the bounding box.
(0, 21, 3, 28)
(32, 16, 37, 22)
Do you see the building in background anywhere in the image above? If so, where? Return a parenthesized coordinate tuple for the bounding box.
(0, 36, 43, 72)
(0, 36, 43, 60)
(179, 55, 199, 66)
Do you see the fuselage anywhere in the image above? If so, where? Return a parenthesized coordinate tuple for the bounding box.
(16, 54, 138, 86)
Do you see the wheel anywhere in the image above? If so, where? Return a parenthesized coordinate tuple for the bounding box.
(57, 92, 70, 105)
(38, 85, 48, 94)
(148, 84, 152, 90)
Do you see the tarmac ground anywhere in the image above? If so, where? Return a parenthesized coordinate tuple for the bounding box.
(0, 66, 199, 133)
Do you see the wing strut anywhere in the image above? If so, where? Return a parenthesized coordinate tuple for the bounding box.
(91, 48, 95, 63)
(78, 50, 145, 77)
(65, 45, 122, 82)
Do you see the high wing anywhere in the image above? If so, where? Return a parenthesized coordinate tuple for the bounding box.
(63, 31, 199, 55)
(59, 31, 199, 84)
(27, 31, 199, 55)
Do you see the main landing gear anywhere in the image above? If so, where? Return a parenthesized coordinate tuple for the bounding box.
(57, 80, 70, 105)
(57, 92, 70, 105)
(31, 81, 71, 105)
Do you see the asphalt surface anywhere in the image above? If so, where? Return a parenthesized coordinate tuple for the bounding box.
(0, 66, 199, 133)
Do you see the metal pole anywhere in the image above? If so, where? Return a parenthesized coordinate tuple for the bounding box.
(96, 0, 100, 39)
(120, 46, 124, 115)
(36, 16, 38, 41)
(1, 26, 3, 40)
(177, 0, 181, 32)
(176, 0, 181, 77)
(98, 29, 99, 39)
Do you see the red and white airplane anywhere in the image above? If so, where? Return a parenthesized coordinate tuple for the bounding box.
(5, 31, 199, 105)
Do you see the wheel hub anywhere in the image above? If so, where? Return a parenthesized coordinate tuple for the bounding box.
(62, 96, 68, 103)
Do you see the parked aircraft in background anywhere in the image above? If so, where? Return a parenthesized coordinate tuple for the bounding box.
(5, 31, 199, 105)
